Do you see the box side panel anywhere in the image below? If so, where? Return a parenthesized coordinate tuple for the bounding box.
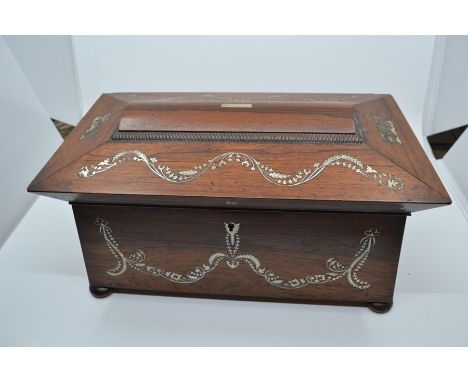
(73, 205, 406, 305)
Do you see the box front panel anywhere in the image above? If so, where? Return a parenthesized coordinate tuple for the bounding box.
(73, 205, 406, 304)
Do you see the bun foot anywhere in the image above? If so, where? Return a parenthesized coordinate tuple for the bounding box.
(367, 302, 393, 314)
(89, 285, 113, 298)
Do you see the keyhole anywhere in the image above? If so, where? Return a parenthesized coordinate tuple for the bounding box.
(228, 223, 235, 232)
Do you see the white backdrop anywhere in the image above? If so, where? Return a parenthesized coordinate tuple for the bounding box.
(2, 35, 468, 346)
(73, 36, 435, 133)
(4, 36, 82, 125)
(425, 36, 468, 135)
(0, 37, 62, 248)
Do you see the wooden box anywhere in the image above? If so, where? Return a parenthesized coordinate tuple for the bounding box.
(28, 93, 451, 313)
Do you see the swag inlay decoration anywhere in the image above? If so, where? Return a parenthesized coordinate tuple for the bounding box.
(96, 217, 379, 290)
(78, 150, 405, 191)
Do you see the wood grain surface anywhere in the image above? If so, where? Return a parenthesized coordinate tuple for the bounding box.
(118, 107, 356, 133)
(28, 93, 451, 214)
(74, 204, 406, 305)
(27, 93, 446, 311)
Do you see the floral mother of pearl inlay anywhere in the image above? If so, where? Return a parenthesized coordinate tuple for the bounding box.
(78, 150, 405, 191)
(373, 116, 402, 144)
(96, 218, 379, 290)
(79, 113, 111, 140)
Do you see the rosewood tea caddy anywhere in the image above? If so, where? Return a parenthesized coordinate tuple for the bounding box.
(28, 93, 451, 313)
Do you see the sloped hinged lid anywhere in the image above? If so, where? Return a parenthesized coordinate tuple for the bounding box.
(28, 93, 451, 213)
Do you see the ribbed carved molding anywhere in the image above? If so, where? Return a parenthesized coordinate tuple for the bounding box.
(112, 131, 363, 144)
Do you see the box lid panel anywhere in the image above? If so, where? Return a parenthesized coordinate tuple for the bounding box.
(117, 103, 356, 134)
(28, 93, 451, 213)
(30, 141, 448, 210)
(29, 94, 126, 185)
(354, 96, 448, 197)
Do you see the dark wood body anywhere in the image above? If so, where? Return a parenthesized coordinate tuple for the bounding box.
(28, 93, 451, 312)
(73, 204, 406, 307)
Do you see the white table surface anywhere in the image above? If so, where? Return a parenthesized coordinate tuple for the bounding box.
(1, 162, 467, 346)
